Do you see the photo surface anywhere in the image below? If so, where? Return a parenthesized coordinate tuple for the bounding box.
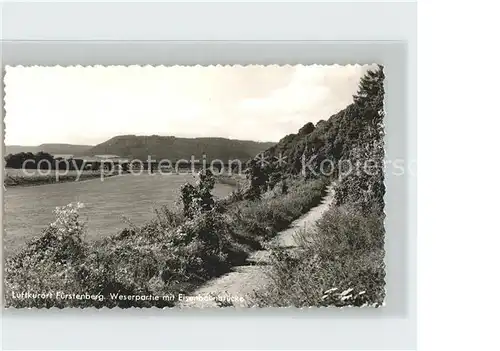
(3, 64, 386, 308)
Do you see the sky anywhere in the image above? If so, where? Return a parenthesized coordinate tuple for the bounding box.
(4, 64, 376, 146)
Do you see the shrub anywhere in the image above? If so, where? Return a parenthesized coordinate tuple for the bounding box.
(5, 203, 90, 308)
(180, 169, 216, 217)
(5, 194, 248, 308)
(334, 139, 385, 216)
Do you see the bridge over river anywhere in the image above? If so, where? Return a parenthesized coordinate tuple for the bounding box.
(70, 157, 244, 173)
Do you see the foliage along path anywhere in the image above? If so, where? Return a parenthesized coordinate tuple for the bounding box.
(177, 185, 335, 308)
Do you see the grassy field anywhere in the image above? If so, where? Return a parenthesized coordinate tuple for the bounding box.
(253, 204, 386, 307)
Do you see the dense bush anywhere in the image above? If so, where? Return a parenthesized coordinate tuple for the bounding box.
(334, 65, 385, 216)
(5, 203, 94, 308)
(4, 171, 327, 308)
(334, 139, 385, 215)
(232, 177, 328, 240)
(180, 169, 216, 218)
(4, 152, 55, 169)
(4, 151, 89, 171)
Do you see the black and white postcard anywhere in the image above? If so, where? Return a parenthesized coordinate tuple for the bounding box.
(3, 64, 386, 308)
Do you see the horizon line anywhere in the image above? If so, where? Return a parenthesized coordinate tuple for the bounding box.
(5, 134, 280, 148)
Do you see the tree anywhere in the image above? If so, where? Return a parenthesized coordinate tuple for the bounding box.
(5, 151, 55, 169)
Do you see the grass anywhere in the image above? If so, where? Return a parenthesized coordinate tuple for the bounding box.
(230, 177, 329, 243)
(5, 202, 247, 308)
(4, 176, 329, 308)
(253, 204, 385, 307)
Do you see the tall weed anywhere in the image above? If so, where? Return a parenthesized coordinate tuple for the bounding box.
(254, 205, 385, 307)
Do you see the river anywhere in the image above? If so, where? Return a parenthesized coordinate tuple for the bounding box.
(3, 173, 235, 257)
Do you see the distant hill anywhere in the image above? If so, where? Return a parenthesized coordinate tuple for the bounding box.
(87, 135, 275, 161)
(5, 144, 93, 156)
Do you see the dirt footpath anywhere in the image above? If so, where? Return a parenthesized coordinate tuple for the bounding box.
(177, 185, 335, 309)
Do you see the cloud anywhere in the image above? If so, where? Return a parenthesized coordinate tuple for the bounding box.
(235, 64, 377, 140)
(4, 64, 378, 145)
